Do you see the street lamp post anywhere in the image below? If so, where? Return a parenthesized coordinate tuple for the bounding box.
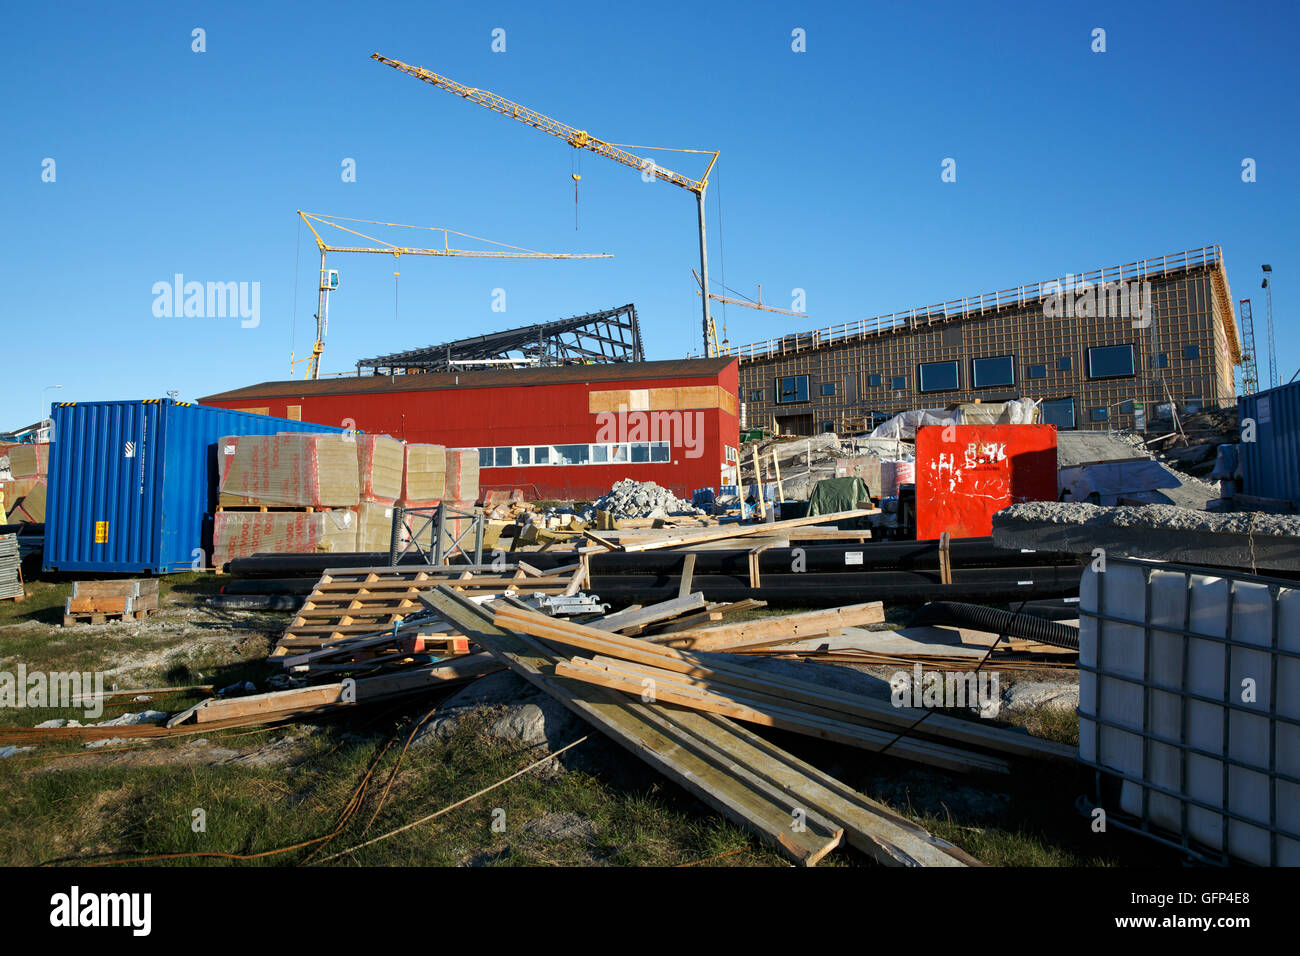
(40, 385, 63, 430)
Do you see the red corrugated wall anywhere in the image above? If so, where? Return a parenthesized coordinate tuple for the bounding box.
(202, 363, 740, 501)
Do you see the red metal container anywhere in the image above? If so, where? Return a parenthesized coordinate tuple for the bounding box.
(914, 424, 1057, 540)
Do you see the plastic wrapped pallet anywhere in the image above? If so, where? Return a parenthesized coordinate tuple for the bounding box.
(445, 448, 480, 503)
(218, 435, 360, 508)
(211, 510, 357, 568)
(8, 444, 49, 479)
(355, 501, 398, 552)
(358, 435, 404, 504)
(402, 443, 446, 507)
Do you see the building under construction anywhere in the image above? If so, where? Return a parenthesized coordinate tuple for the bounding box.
(731, 246, 1242, 434)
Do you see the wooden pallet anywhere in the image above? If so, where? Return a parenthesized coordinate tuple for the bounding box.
(270, 563, 582, 661)
(63, 607, 158, 626)
(215, 505, 331, 513)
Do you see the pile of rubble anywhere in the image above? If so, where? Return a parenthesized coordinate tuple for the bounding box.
(583, 479, 704, 521)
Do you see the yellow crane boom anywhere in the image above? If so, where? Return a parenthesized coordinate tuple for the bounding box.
(294, 211, 612, 380)
(371, 52, 721, 357)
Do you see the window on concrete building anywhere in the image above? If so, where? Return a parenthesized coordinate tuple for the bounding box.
(972, 354, 1016, 389)
(494, 448, 511, 468)
(1058, 356, 1072, 371)
(749, 389, 764, 402)
(651, 442, 671, 463)
(1028, 364, 1047, 379)
(1087, 344, 1136, 380)
(1153, 353, 1169, 369)
(1120, 400, 1135, 415)
(513, 447, 532, 466)
(918, 360, 959, 393)
(892, 376, 907, 391)
(820, 382, 836, 396)
(1185, 396, 1203, 414)
(631, 443, 650, 463)
(1091, 407, 1110, 422)
(822, 421, 835, 433)
(1041, 398, 1076, 429)
(532, 446, 551, 465)
(478, 448, 493, 468)
(867, 373, 882, 387)
(1185, 345, 1201, 359)
(775, 375, 809, 404)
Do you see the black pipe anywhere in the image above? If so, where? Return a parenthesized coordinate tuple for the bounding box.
(907, 601, 1080, 650)
(208, 594, 304, 612)
(226, 537, 1080, 579)
(583, 565, 1081, 606)
(218, 578, 319, 596)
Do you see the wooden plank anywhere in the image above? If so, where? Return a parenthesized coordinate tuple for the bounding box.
(649, 602, 886, 652)
(591, 593, 707, 633)
(422, 587, 844, 866)
(183, 654, 500, 724)
(677, 552, 696, 599)
(617, 510, 875, 552)
(752, 449, 766, 520)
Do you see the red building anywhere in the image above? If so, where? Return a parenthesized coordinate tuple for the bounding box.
(199, 358, 740, 501)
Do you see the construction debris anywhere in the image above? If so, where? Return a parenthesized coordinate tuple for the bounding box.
(584, 479, 704, 521)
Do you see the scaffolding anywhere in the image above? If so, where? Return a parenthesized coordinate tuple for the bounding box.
(357, 304, 644, 374)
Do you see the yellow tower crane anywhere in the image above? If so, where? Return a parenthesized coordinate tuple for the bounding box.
(292, 211, 612, 380)
(370, 53, 721, 357)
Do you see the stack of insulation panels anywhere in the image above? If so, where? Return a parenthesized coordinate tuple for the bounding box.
(401, 443, 447, 507)
(445, 448, 480, 504)
(3, 443, 49, 524)
(218, 435, 360, 508)
(213, 434, 361, 567)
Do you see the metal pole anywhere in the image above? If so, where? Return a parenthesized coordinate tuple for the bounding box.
(387, 505, 405, 566)
(434, 503, 447, 565)
(696, 188, 712, 357)
(473, 511, 484, 565)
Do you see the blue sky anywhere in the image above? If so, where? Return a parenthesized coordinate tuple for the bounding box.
(3, 0, 1295, 423)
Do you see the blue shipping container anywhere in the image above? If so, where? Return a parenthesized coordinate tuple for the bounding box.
(44, 399, 346, 573)
(1238, 381, 1300, 506)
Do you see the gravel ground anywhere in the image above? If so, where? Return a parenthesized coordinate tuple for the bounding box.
(997, 501, 1300, 537)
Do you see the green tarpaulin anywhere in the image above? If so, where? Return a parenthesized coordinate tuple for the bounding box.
(806, 477, 871, 528)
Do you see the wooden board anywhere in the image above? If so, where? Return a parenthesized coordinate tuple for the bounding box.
(650, 602, 886, 652)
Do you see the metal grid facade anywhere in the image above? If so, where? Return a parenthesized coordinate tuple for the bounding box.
(735, 249, 1240, 434)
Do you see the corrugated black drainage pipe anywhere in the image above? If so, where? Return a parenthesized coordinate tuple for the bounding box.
(907, 601, 1080, 651)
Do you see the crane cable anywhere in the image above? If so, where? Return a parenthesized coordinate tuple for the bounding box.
(290, 217, 302, 373)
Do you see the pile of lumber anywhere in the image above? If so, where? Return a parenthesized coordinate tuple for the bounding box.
(63, 578, 159, 625)
(491, 604, 1074, 773)
(420, 586, 984, 867)
(0, 534, 22, 600)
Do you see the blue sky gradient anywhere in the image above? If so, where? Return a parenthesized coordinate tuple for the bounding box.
(3, 0, 1295, 422)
